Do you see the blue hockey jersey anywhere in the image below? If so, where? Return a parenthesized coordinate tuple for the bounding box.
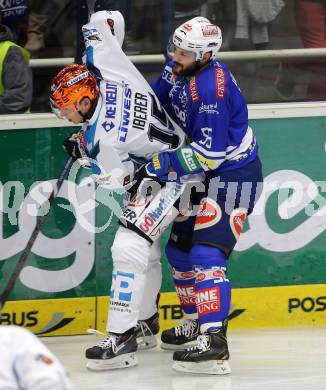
(151, 60, 258, 177)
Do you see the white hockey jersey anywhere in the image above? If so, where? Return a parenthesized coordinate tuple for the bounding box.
(81, 11, 185, 184)
(0, 326, 73, 390)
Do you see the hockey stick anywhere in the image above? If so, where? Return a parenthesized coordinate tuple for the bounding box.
(0, 156, 75, 315)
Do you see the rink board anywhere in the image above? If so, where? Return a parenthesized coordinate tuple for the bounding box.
(1, 284, 325, 336)
(0, 297, 95, 336)
(2, 106, 326, 335)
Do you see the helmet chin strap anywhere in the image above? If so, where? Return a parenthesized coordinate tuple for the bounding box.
(77, 109, 89, 123)
(77, 96, 99, 122)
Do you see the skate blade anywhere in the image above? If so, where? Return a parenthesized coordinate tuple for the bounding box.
(86, 353, 138, 371)
(160, 340, 197, 351)
(137, 335, 158, 350)
(172, 359, 231, 375)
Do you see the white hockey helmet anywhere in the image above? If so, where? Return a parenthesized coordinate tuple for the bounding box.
(172, 16, 222, 61)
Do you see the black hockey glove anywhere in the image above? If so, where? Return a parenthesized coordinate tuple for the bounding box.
(128, 162, 163, 200)
(63, 132, 85, 159)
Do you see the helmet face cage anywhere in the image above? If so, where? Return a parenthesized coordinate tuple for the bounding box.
(172, 17, 222, 61)
(49, 64, 99, 112)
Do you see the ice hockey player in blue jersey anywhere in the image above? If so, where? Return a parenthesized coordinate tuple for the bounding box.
(148, 16, 263, 374)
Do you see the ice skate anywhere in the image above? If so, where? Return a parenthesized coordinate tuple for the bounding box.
(161, 319, 199, 350)
(86, 330, 138, 370)
(172, 331, 231, 375)
(135, 312, 159, 349)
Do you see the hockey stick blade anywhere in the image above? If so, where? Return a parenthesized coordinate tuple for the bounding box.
(0, 157, 75, 313)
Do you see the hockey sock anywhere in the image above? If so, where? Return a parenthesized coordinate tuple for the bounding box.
(165, 241, 197, 317)
(190, 245, 230, 333)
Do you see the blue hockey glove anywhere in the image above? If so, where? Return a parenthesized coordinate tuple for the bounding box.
(147, 152, 176, 182)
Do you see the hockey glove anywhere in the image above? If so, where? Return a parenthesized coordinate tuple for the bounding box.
(147, 152, 176, 182)
(63, 132, 85, 159)
(147, 147, 204, 182)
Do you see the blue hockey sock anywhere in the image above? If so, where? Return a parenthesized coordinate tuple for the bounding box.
(165, 241, 197, 316)
(189, 245, 230, 333)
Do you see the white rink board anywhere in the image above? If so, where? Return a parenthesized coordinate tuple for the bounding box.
(1, 102, 326, 130)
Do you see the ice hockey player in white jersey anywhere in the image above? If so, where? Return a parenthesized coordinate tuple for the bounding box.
(51, 10, 185, 185)
(0, 325, 73, 390)
(49, 11, 188, 371)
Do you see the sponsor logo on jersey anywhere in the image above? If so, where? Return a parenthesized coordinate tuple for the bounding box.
(138, 182, 184, 233)
(175, 285, 196, 306)
(181, 148, 199, 172)
(163, 66, 176, 85)
(139, 215, 155, 233)
(118, 84, 132, 142)
(105, 82, 117, 122)
(102, 121, 114, 132)
(198, 101, 219, 115)
(202, 25, 220, 37)
(189, 77, 200, 102)
(194, 198, 222, 230)
(215, 67, 226, 99)
(152, 153, 161, 170)
(133, 92, 148, 131)
(194, 150, 219, 170)
(196, 287, 221, 314)
(230, 208, 247, 239)
(139, 198, 171, 232)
